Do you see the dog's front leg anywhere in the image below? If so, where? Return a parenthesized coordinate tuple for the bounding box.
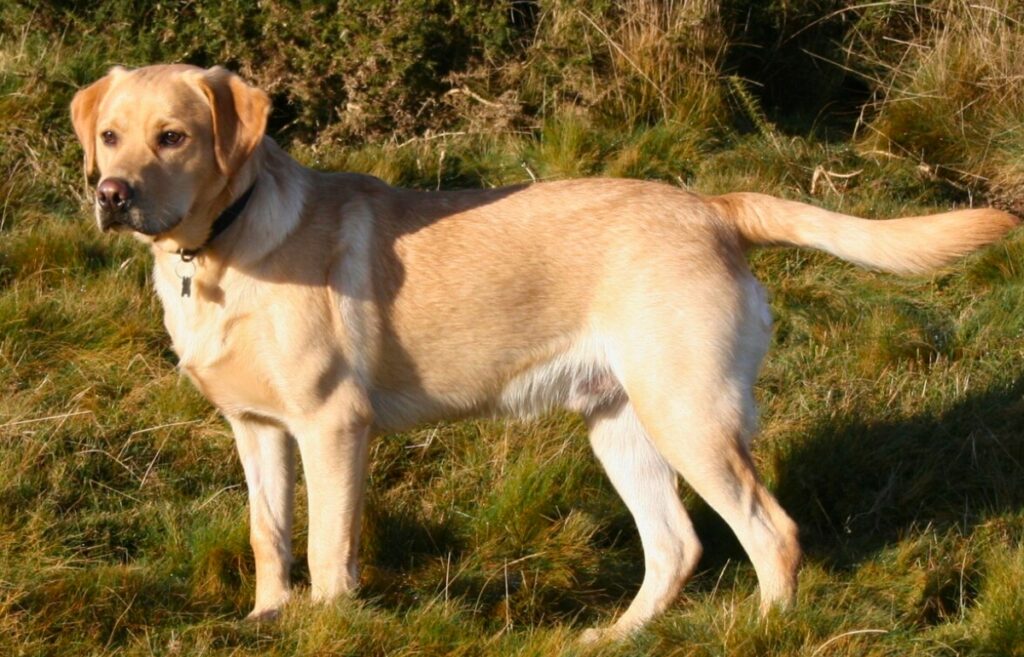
(292, 396, 372, 602)
(228, 416, 297, 620)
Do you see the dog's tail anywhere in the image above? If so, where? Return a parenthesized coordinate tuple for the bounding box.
(709, 192, 1019, 275)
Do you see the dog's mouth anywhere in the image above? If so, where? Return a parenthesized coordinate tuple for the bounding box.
(98, 206, 181, 237)
(98, 211, 134, 233)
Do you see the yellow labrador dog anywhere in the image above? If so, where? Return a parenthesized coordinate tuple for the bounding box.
(71, 64, 1016, 639)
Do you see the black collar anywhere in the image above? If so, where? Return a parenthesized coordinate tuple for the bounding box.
(178, 183, 256, 262)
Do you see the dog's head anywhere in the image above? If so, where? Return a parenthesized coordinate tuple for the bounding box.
(70, 64, 270, 247)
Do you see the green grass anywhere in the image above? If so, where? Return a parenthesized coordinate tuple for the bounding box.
(3, 2, 1024, 655)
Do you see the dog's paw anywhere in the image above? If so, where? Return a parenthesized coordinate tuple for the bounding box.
(245, 606, 283, 623)
(579, 626, 624, 645)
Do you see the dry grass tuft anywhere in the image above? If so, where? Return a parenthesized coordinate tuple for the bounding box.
(851, 0, 1024, 212)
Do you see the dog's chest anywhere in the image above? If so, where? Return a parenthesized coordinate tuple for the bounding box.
(159, 280, 286, 419)
(185, 322, 286, 419)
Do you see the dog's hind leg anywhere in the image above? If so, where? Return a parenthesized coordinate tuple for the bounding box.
(229, 416, 297, 620)
(614, 274, 801, 617)
(581, 402, 702, 642)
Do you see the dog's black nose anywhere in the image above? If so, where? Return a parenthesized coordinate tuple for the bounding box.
(96, 177, 133, 211)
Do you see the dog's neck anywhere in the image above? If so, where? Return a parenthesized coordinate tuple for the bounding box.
(149, 138, 310, 303)
(151, 138, 307, 262)
(177, 183, 257, 261)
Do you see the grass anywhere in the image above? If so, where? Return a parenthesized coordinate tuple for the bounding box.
(2, 1, 1024, 655)
(847, 1, 1024, 213)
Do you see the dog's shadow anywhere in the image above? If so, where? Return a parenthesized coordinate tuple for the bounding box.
(771, 372, 1024, 562)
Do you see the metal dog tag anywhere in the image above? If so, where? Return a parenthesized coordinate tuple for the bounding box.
(175, 257, 197, 298)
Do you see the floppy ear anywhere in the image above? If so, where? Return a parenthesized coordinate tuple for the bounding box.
(70, 67, 125, 176)
(194, 67, 271, 176)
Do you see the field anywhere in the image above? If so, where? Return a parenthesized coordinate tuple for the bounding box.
(2, 1, 1024, 655)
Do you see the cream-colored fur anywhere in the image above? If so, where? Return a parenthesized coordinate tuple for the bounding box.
(70, 64, 1018, 640)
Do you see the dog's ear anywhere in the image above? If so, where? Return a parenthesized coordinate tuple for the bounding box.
(195, 67, 271, 176)
(70, 66, 126, 176)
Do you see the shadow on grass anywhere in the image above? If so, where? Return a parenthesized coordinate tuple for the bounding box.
(357, 495, 647, 628)
(772, 373, 1024, 565)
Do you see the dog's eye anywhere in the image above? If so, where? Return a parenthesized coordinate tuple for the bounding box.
(101, 130, 117, 146)
(158, 131, 185, 148)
